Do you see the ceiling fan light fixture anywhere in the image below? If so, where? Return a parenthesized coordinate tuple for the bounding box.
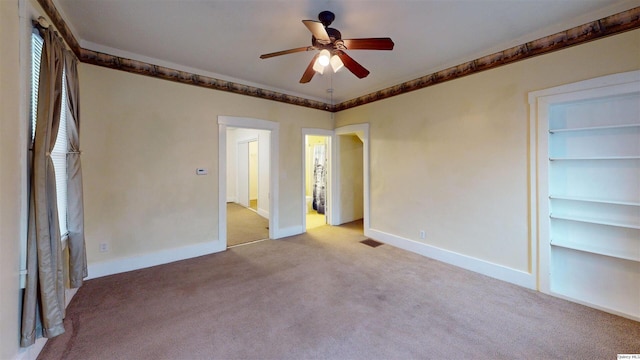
(313, 58, 325, 74)
(330, 55, 344, 72)
(318, 49, 331, 66)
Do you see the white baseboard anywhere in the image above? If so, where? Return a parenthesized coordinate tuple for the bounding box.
(65, 288, 78, 308)
(274, 225, 304, 239)
(257, 208, 269, 219)
(366, 228, 536, 289)
(14, 337, 47, 360)
(226, 197, 236, 203)
(87, 240, 224, 280)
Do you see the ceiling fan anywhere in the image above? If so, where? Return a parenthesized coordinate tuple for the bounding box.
(260, 11, 394, 83)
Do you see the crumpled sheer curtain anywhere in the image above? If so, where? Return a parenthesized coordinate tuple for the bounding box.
(64, 51, 87, 288)
(20, 26, 87, 348)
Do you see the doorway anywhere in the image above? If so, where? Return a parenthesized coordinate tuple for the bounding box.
(218, 116, 279, 248)
(304, 134, 330, 230)
(228, 131, 269, 246)
(333, 124, 370, 232)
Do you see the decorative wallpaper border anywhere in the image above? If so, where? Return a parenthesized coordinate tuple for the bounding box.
(334, 7, 640, 112)
(78, 48, 331, 111)
(39, 0, 639, 113)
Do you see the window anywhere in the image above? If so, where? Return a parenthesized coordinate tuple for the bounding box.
(31, 30, 68, 237)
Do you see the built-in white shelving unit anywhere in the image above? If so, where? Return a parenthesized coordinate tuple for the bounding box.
(550, 213, 640, 230)
(531, 72, 640, 320)
(549, 195, 640, 207)
(549, 123, 640, 133)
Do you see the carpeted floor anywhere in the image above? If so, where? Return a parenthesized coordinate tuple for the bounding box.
(227, 202, 269, 247)
(38, 220, 640, 360)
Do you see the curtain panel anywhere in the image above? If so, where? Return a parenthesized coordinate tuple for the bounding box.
(64, 52, 87, 288)
(20, 25, 88, 348)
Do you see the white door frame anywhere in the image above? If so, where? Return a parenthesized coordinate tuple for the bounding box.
(218, 116, 279, 246)
(302, 128, 333, 229)
(333, 123, 370, 231)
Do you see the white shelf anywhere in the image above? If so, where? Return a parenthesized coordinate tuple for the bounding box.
(550, 213, 640, 230)
(549, 123, 640, 134)
(549, 156, 640, 161)
(549, 195, 640, 207)
(551, 239, 640, 262)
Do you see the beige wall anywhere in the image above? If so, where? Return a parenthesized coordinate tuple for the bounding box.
(0, 1, 23, 358)
(80, 64, 332, 264)
(335, 29, 640, 273)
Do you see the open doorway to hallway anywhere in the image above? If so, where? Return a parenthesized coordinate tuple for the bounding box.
(218, 116, 280, 249)
(226, 127, 270, 246)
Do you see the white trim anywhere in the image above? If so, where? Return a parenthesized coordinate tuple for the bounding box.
(218, 116, 280, 243)
(367, 228, 536, 289)
(86, 241, 222, 280)
(257, 208, 269, 219)
(218, 122, 228, 247)
(528, 70, 640, 102)
(18, 0, 36, 290)
(547, 291, 640, 322)
(333, 124, 370, 229)
(14, 338, 46, 360)
(301, 128, 334, 230)
(276, 225, 305, 239)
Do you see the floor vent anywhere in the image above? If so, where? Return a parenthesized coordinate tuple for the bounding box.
(360, 239, 383, 248)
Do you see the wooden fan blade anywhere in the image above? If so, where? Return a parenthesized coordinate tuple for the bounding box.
(342, 38, 394, 50)
(335, 50, 370, 79)
(302, 20, 330, 42)
(260, 46, 313, 59)
(300, 53, 320, 83)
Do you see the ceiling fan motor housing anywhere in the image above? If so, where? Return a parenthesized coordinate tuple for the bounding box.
(312, 27, 341, 48)
(318, 11, 335, 26)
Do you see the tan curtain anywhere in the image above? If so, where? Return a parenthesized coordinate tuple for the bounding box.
(21, 27, 66, 348)
(64, 51, 87, 288)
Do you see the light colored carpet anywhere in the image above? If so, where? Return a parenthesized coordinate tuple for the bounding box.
(38, 220, 640, 359)
(227, 202, 268, 247)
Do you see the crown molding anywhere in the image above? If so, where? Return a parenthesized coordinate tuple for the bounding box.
(38, 0, 639, 113)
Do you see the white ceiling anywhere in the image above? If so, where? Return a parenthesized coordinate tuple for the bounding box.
(55, 0, 639, 104)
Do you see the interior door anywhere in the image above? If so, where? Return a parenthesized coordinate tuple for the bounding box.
(249, 140, 259, 209)
(237, 141, 249, 207)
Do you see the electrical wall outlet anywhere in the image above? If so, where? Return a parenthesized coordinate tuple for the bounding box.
(99, 242, 110, 253)
(419, 230, 426, 240)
